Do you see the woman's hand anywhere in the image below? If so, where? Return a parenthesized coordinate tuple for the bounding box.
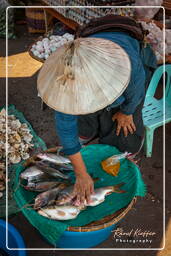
(72, 172, 94, 206)
(112, 111, 136, 137)
(68, 152, 94, 206)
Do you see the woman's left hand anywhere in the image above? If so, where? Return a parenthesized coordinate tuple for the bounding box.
(112, 111, 136, 137)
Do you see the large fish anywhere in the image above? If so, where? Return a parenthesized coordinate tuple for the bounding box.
(34, 183, 67, 209)
(56, 183, 126, 206)
(56, 185, 74, 205)
(37, 153, 71, 164)
(38, 183, 126, 220)
(24, 181, 62, 192)
(20, 166, 45, 182)
(41, 160, 74, 172)
(38, 205, 83, 220)
(85, 183, 126, 207)
(35, 162, 69, 180)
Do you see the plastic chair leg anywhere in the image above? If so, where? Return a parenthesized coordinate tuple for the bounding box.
(145, 128, 154, 157)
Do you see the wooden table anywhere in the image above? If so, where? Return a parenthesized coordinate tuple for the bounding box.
(39, 0, 79, 30)
(36, 2, 171, 64)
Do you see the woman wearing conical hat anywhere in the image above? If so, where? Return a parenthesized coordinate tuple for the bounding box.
(38, 15, 156, 206)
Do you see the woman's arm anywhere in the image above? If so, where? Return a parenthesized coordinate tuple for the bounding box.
(68, 152, 94, 205)
(112, 56, 146, 137)
(54, 111, 94, 205)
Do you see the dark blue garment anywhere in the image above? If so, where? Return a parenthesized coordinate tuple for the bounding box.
(55, 31, 146, 155)
(88, 32, 146, 113)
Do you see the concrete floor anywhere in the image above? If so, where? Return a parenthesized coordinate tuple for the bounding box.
(0, 24, 171, 256)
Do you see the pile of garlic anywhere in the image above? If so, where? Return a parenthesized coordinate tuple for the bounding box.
(30, 33, 74, 60)
(140, 21, 171, 62)
(0, 108, 34, 165)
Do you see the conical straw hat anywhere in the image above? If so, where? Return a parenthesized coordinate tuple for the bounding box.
(37, 37, 131, 115)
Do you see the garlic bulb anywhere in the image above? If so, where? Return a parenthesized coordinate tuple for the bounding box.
(140, 21, 171, 62)
(31, 33, 74, 61)
(0, 108, 34, 165)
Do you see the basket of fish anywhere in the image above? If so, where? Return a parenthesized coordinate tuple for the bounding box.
(14, 144, 146, 248)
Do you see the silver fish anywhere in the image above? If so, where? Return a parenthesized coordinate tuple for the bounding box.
(34, 183, 67, 209)
(56, 185, 74, 205)
(38, 183, 126, 220)
(56, 183, 126, 206)
(85, 183, 126, 207)
(38, 205, 83, 220)
(24, 181, 61, 192)
(35, 162, 69, 180)
(20, 166, 44, 180)
(42, 161, 74, 172)
(37, 153, 71, 164)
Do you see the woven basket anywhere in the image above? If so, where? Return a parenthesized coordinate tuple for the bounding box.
(67, 197, 136, 232)
(28, 36, 45, 63)
(24, 146, 137, 233)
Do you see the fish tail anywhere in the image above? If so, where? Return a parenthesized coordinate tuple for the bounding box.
(112, 182, 126, 193)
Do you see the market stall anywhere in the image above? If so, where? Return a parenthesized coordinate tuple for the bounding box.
(0, 0, 170, 251)
(25, 1, 171, 65)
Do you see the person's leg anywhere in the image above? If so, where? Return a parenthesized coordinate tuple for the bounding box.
(99, 101, 144, 154)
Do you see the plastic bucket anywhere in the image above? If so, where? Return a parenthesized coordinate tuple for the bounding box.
(0, 219, 26, 256)
(56, 223, 116, 248)
(55, 198, 136, 248)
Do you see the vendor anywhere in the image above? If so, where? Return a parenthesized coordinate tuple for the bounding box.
(38, 15, 156, 206)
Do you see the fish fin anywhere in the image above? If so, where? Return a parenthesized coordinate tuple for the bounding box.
(112, 182, 126, 193)
(114, 189, 126, 194)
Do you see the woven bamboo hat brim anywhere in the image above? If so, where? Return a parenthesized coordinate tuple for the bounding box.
(37, 37, 131, 115)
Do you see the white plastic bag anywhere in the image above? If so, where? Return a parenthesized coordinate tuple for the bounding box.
(135, 0, 163, 19)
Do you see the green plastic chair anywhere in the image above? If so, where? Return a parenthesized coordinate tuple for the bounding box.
(142, 64, 171, 157)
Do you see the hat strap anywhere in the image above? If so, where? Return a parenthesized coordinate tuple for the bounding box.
(56, 42, 75, 85)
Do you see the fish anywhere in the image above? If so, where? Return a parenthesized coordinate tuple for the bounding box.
(56, 185, 74, 205)
(36, 153, 70, 164)
(24, 181, 62, 192)
(20, 166, 44, 181)
(38, 205, 83, 220)
(37, 183, 126, 220)
(34, 183, 67, 209)
(20, 165, 53, 184)
(35, 162, 69, 180)
(85, 183, 126, 207)
(56, 183, 126, 206)
(42, 160, 74, 172)
(27, 174, 55, 183)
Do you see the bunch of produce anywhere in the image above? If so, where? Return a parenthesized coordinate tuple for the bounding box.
(30, 33, 74, 60)
(0, 108, 34, 165)
(20, 152, 126, 220)
(0, 108, 34, 200)
(140, 21, 171, 62)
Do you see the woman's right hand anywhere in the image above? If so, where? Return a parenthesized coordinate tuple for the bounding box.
(72, 172, 94, 206)
(68, 152, 94, 206)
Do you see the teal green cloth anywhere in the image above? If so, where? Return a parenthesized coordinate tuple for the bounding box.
(0, 105, 47, 217)
(14, 144, 146, 245)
